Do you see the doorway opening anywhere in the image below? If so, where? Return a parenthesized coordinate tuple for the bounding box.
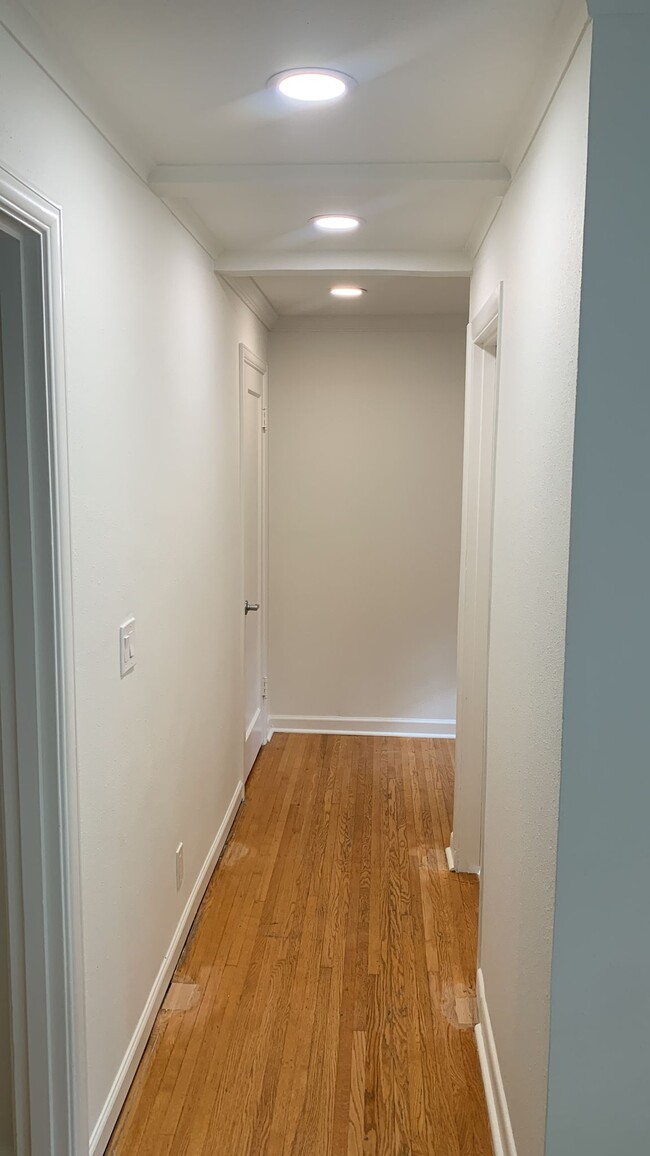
(449, 285, 502, 876)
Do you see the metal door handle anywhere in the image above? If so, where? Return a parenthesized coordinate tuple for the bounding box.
(245, 600, 260, 614)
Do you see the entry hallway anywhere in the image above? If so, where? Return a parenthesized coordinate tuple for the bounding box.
(107, 734, 492, 1155)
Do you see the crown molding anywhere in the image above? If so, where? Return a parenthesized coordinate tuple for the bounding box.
(219, 276, 278, 331)
(465, 196, 506, 260)
(0, 0, 150, 178)
(0, 1, 227, 261)
(161, 198, 222, 261)
(502, 0, 591, 178)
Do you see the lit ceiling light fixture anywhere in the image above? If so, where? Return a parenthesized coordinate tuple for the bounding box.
(330, 286, 366, 298)
(269, 68, 355, 102)
(312, 214, 363, 232)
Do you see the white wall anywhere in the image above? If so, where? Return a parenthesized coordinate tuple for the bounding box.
(0, 19, 266, 1144)
(469, 27, 591, 1156)
(268, 317, 466, 733)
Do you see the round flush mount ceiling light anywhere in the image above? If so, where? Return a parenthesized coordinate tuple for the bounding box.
(270, 68, 356, 103)
(312, 214, 364, 232)
(330, 285, 366, 298)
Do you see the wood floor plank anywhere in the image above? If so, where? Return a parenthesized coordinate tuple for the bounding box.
(107, 734, 493, 1156)
(264, 738, 339, 1156)
(351, 739, 372, 1032)
(347, 1030, 366, 1156)
(367, 737, 397, 1156)
(332, 738, 364, 1156)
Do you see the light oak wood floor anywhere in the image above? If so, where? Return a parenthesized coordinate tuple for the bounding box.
(107, 734, 492, 1155)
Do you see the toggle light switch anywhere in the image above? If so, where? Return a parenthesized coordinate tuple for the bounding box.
(120, 616, 136, 677)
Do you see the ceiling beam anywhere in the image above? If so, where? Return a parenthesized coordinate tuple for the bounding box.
(213, 251, 473, 276)
(149, 162, 510, 195)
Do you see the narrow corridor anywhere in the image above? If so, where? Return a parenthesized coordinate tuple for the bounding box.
(108, 734, 492, 1155)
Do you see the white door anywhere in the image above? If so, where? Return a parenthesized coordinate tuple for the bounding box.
(241, 346, 267, 779)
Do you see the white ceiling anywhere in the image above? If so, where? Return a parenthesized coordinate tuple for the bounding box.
(250, 274, 470, 317)
(20, 0, 561, 164)
(18, 0, 564, 307)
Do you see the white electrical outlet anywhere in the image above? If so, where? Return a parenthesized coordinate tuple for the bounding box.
(176, 843, 184, 891)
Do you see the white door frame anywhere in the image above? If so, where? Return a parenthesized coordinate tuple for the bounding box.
(449, 285, 502, 876)
(0, 166, 88, 1154)
(239, 344, 269, 777)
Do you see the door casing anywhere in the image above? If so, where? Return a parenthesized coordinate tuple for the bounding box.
(0, 166, 88, 1154)
(450, 285, 502, 879)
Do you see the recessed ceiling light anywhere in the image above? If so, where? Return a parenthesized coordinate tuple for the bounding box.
(269, 68, 355, 103)
(330, 286, 366, 298)
(312, 214, 363, 232)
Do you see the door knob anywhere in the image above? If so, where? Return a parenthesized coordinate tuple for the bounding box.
(245, 600, 260, 614)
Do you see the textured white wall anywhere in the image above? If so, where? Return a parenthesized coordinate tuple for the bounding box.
(0, 23, 266, 1138)
(470, 28, 591, 1156)
(268, 318, 466, 729)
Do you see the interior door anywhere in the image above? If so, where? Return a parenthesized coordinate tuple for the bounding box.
(242, 346, 267, 779)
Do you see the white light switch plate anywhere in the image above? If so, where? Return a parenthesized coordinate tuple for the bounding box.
(120, 616, 136, 677)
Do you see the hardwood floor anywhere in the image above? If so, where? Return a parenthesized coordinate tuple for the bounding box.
(107, 734, 492, 1156)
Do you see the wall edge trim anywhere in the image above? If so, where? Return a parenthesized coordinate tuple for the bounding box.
(475, 968, 518, 1156)
(89, 779, 245, 1156)
(268, 715, 456, 739)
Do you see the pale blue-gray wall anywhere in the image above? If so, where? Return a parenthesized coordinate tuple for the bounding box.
(546, 7, 650, 1154)
(0, 840, 12, 1152)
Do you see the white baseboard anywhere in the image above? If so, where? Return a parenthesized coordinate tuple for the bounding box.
(447, 828, 482, 875)
(475, 968, 518, 1156)
(268, 715, 456, 739)
(89, 779, 245, 1156)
